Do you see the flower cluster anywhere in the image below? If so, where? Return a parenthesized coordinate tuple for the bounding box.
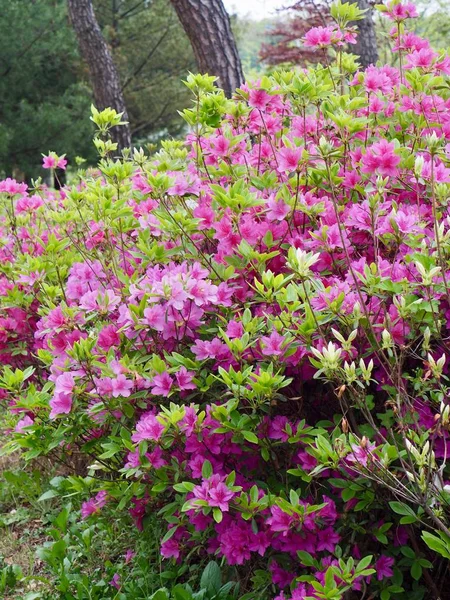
(1, 2, 450, 598)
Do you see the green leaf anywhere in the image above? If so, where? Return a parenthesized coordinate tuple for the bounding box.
(150, 590, 170, 600)
(389, 501, 416, 518)
(202, 460, 213, 479)
(411, 561, 422, 581)
(400, 515, 418, 525)
(401, 546, 415, 559)
(171, 585, 192, 600)
(200, 561, 222, 595)
(213, 508, 223, 523)
(38, 489, 59, 502)
(356, 555, 372, 572)
(422, 531, 450, 559)
(242, 430, 259, 444)
(297, 551, 315, 567)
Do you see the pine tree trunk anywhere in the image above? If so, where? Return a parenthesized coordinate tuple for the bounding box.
(353, 0, 378, 68)
(169, 0, 244, 97)
(67, 0, 131, 150)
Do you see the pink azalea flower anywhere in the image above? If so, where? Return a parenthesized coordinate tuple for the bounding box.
(132, 413, 165, 443)
(304, 26, 335, 48)
(42, 152, 67, 170)
(386, 1, 418, 21)
(226, 320, 243, 338)
(81, 490, 108, 519)
(0, 178, 27, 195)
(124, 549, 135, 563)
(260, 330, 288, 356)
(208, 481, 235, 511)
(97, 324, 120, 350)
(49, 392, 72, 419)
(50, 373, 76, 418)
(111, 374, 133, 398)
(267, 197, 291, 221)
(405, 48, 437, 70)
(346, 441, 377, 468)
(278, 146, 303, 172)
(109, 573, 120, 590)
(15, 415, 34, 432)
(361, 140, 400, 177)
(55, 372, 75, 394)
(249, 88, 272, 110)
(375, 555, 394, 580)
(150, 372, 173, 397)
(160, 538, 181, 560)
(175, 367, 196, 391)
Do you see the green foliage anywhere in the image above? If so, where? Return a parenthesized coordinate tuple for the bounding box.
(0, 0, 196, 179)
(95, 0, 195, 144)
(0, 0, 96, 179)
(150, 561, 240, 600)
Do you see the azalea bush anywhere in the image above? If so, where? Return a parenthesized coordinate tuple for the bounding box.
(1, 1, 450, 598)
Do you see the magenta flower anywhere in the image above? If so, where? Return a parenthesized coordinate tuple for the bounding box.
(304, 25, 335, 47)
(111, 374, 133, 398)
(132, 413, 165, 443)
(375, 555, 394, 580)
(97, 324, 120, 350)
(361, 140, 400, 177)
(278, 146, 303, 172)
(248, 88, 272, 110)
(346, 441, 377, 468)
(15, 415, 34, 432)
(175, 367, 196, 391)
(180, 405, 198, 435)
(267, 506, 294, 534)
(55, 372, 75, 394)
(208, 482, 235, 511)
(109, 573, 120, 590)
(267, 197, 291, 221)
(386, 1, 418, 21)
(405, 48, 437, 69)
(192, 474, 236, 512)
(260, 330, 288, 357)
(42, 155, 57, 169)
(160, 538, 181, 560)
(226, 320, 243, 339)
(150, 372, 173, 397)
(0, 178, 27, 195)
(49, 391, 73, 419)
(143, 304, 166, 331)
(81, 490, 108, 519)
(42, 152, 67, 170)
(316, 527, 340, 552)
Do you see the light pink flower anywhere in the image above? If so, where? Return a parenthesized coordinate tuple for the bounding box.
(132, 413, 165, 443)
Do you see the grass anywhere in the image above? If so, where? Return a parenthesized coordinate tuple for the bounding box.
(0, 430, 55, 599)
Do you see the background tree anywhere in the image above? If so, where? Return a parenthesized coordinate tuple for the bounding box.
(260, 0, 378, 68)
(67, 0, 132, 150)
(0, 0, 96, 180)
(94, 0, 195, 144)
(260, 0, 331, 66)
(352, 0, 378, 67)
(169, 0, 244, 97)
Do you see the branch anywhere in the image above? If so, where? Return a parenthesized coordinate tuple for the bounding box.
(121, 19, 175, 91)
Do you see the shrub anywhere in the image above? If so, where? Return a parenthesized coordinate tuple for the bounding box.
(1, 1, 450, 598)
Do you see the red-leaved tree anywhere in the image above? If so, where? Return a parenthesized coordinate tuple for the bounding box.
(261, 0, 378, 68)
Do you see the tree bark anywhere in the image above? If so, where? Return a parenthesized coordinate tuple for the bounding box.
(169, 0, 244, 98)
(67, 0, 131, 150)
(352, 0, 379, 68)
